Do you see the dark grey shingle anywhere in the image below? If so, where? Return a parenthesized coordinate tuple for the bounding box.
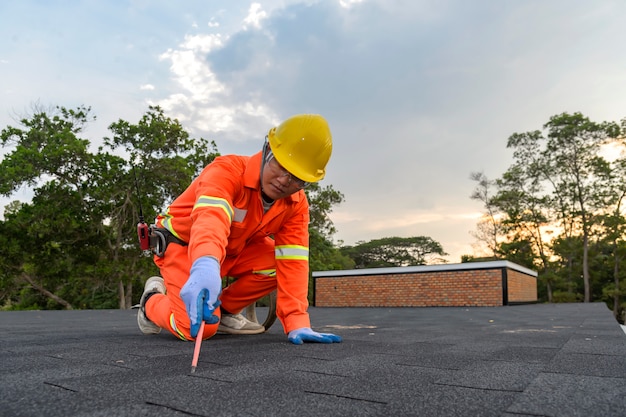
(0, 303, 624, 417)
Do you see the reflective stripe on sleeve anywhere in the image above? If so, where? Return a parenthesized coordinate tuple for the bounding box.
(275, 245, 308, 261)
(193, 196, 234, 223)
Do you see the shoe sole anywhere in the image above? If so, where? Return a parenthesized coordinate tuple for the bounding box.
(137, 311, 161, 334)
(137, 276, 165, 334)
(143, 276, 166, 294)
(217, 324, 266, 335)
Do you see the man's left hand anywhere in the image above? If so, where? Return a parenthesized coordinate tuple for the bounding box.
(287, 327, 342, 345)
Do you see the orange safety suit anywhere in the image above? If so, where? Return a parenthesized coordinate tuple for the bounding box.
(145, 151, 312, 340)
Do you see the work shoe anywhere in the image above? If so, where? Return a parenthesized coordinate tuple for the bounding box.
(218, 313, 265, 335)
(137, 276, 166, 335)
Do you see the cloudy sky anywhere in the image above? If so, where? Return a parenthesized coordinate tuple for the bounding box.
(1, 0, 626, 262)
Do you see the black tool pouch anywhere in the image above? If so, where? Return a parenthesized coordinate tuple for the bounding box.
(149, 227, 188, 258)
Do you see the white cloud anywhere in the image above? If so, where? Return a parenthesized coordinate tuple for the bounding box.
(139, 84, 155, 91)
(243, 3, 268, 29)
(154, 32, 278, 138)
(339, 0, 364, 9)
(158, 34, 226, 102)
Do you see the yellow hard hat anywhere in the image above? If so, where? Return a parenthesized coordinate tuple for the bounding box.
(267, 114, 333, 183)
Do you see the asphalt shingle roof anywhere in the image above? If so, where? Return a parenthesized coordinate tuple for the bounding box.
(1, 302, 625, 416)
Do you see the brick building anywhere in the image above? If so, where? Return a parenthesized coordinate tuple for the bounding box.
(313, 260, 537, 307)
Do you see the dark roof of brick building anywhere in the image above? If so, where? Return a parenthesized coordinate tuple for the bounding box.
(1, 302, 625, 417)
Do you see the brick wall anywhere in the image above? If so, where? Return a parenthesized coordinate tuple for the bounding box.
(507, 269, 538, 303)
(313, 261, 537, 307)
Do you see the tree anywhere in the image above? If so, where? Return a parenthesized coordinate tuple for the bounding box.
(469, 171, 503, 259)
(595, 153, 626, 318)
(472, 112, 624, 309)
(538, 113, 619, 302)
(0, 106, 103, 308)
(487, 160, 557, 300)
(341, 236, 448, 268)
(305, 182, 344, 240)
(0, 105, 219, 309)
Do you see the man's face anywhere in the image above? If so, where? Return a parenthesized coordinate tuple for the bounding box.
(261, 156, 307, 200)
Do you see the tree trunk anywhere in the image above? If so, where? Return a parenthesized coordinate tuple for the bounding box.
(582, 233, 591, 302)
(614, 255, 620, 318)
(118, 280, 126, 309)
(125, 281, 133, 309)
(21, 273, 73, 310)
(547, 281, 553, 303)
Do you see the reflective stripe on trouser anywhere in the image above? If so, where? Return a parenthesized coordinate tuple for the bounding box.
(146, 243, 220, 341)
(146, 236, 276, 341)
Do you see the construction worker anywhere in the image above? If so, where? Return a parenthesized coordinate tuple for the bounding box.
(137, 114, 342, 346)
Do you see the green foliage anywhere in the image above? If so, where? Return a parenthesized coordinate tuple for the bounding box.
(0, 106, 95, 195)
(551, 291, 583, 303)
(497, 239, 537, 270)
(341, 236, 448, 268)
(0, 105, 218, 309)
(469, 112, 626, 319)
(305, 182, 344, 239)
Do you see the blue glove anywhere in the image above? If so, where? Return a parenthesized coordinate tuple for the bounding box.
(180, 256, 222, 338)
(288, 327, 342, 345)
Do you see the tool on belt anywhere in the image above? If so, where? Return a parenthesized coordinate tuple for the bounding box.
(136, 222, 188, 257)
(133, 165, 187, 257)
(149, 226, 188, 257)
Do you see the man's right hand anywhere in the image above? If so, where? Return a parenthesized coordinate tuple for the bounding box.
(180, 256, 222, 337)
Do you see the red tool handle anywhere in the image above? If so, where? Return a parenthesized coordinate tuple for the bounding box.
(137, 222, 150, 251)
